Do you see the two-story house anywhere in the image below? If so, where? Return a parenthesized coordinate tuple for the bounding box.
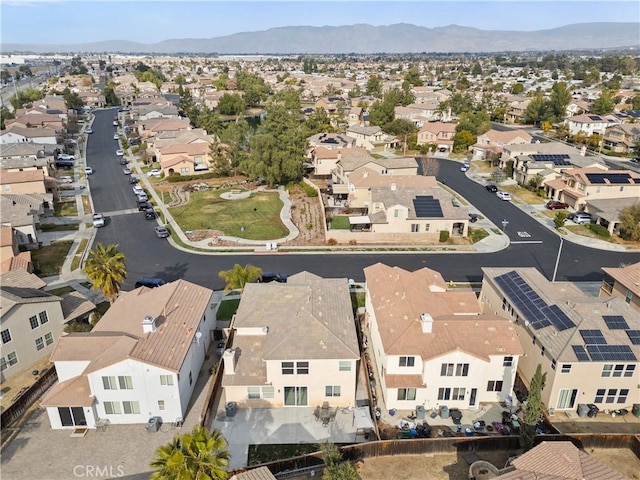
(157, 142, 210, 176)
(221, 272, 360, 409)
(41, 279, 216, 429)
(480, 267, 638, 415)
(512, 153, 606, 186)
(471, 129, 532, 160)
(566, 114, 617, 137)
(416, 122, 457, 152)
(345, 125, 398, 152)
(315, 96, 348, 114)
(0, 125, 59, 145)
(0, 143, 55, 176)
(603, 123, 640, 154)
(600, 262, 640, 313)
(364, 264, 523, 412)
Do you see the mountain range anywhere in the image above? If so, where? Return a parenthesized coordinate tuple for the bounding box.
(3, 22, 639, 55)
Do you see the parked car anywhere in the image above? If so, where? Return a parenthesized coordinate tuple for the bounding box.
(57, 153, 75, 161)
(58, 176, 73, 184)
(496, 191, 512, 201)
(84, 167, 94, 175)
(469, 213, 479, 223)
(123, 167, 132, 175)
(569, 212, 593, 225)
(485, 184, 498, 193)
(144, 207, 156, 220)
(134, 277, 166, 289)
(546, 201, 569, 210)
(113, 133, 119, 140)
(137, 200, 151, 211)
(154, 226, 170, 238)
(460, 165, 469, 172)
(631, 157, 640, 164)
(86, 129, 93, 134)
(137, 193, 149, 202)
(129, 175, 138, 184)
(112, 120, 118, 126)
(147, 169, 162, 177)
(133, 185, 145, 195)
(116, 149, 124, 156)
(92, 213, 105, 228)
(257, 272, 288, 283)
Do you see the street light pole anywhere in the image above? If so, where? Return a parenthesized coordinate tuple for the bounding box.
(552, 237, 564, 282)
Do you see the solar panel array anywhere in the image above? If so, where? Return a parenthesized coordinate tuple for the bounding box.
(627, 330, 640, 345)
(585, 173, 632, 185)
(586, 344, 637, 362)
(412, 196, 443, 218)
(603, 315, 629, 330)
(494, 271, 575, 331)
(580, 329, 607, 345)
(530, 154, 571, 166)
(572, 345, 590, 362)
(588, 115, 603, 121)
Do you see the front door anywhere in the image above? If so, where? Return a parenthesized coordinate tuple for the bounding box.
(469, 388, 478, 407)
(284, 386, 308, 406)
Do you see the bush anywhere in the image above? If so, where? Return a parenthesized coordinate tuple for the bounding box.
(439, 230, 450, 243)
(587, 223, 610, 238)
(299, 181, 318, 197)
(553, 211, 568, 229)
(327, 238, 338, 246)
(166, 172, 219, 183)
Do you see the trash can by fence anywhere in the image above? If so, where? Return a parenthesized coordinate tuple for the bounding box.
(439, 405, 449, 419)
(226, 401, 237, 417)
(632, 404, 640, 418)
(416, 405, 425, 420)
(147, 416, 161, 433)
(577, 404, 589, 418)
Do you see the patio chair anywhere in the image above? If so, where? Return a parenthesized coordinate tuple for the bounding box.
(313, 406, 321, 421)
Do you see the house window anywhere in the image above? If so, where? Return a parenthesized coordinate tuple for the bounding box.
(104, 401, 121, 415)
(551, 359, 557, 370)
(122, 401, 141, 414)
(456, 364, 469, 376)
(612, 365, 624, 378)
(180, 167, 190, 174)
(35, 337, 44, 351)
(606, 389, 617, 404)
(118, 376, 133, 390)
(624, 365, 636, 377)
(618, 389, 629, 404)
(158, 400, 165, 411)
(451, 388, 465, 401)
(262, 386, 275, 399)
(394, 209, 400, 218)
(487, 380, 503, 392)
(1, 329, 12, 344)
(44, 332, 54, 345)
(601, 364, 613, 377)
(326, 386, 341, 397)
(29, 315, 39, 330)
(102, 376, 117, 390)
(339, 361, 351, 372)
(39, 311, 49, 325)
(561, 364, 572, 374)
(619, 186, 625, 192)
(411, 224, 419, 232)
(424, 224, 430, 232)
(594, 388, 606, 403)
(397, 388, 416, 401)
(297, 361, 309, 374)
(441, 363, 454, 376)
(282, 362, 294, 375)
(503, 356, 513, 367)
(399, 356, 415, 367)
(160, 375, 174, 386)
(6, 352, 18, 368)
(247, 387, 261, 399)
(438, 387, 451, 401)
(625, 290, 633, 304)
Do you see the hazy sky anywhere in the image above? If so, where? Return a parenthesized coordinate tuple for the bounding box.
(2, 1, 638, 45)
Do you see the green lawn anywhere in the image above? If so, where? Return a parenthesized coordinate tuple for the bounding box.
(216, 298, 241, 321)
(54, 200, 78, 217)
(468, 227, 490, 244)
(31, 240, 73, 277)
(330, 215, 350, 230)
(170, 190, 288, 240)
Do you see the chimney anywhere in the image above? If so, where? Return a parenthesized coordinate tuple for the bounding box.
(142, 315, 157, 334)
(420, 313, 433, 333)
(223, 349, 236, 374)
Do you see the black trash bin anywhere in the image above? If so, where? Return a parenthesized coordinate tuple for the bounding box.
(225, 401, 237, 417)
(147, 416, 161, 433)
(587, 404, 599, 418)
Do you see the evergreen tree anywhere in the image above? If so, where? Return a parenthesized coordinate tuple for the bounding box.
(520, 364, 547, 451)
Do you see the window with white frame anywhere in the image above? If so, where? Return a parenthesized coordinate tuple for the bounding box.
(325, 385, 341, 397)
(594, 388, 605, 403)
(438, 387, 451, 401)
(394, 209, 400, 218)
(411, 224, 419, 232)
(624, 365, 635, 377)
(424, 224, 430, 232)
(180, 167, 190, 174)
(160, 375, 174, 386)
(247, 387, 260, 399)
(118, 376, 133, 390)
(487, 380, 503, 392)
(39, 311, 49, 325)
(612, 364, 624, 377)
(561, 364, 572, 374)
(1, 329, 12, 344)
(122, 401, 140, 414)
(44, 332, 54, 345)
(441, 363, 454, 376)
(602, 364, 613, 377)
(296, 361, 309, 374)
(606, 389, 617, 403)
(399, 356, 415, 367)
(503, 356, 513, 367)
(282, 361, 294, 375)
(158, 400, 165, 410)
(6, 351, 17, 368)
(262, 386, 275, 398)
(104, 401, 121, 415)
(339, 361, 351, 372)
(618, 389, 629, 404)
(397, 388, 416, 401)
(35, 337, 44, 351)
(455, 363, 469, 376)
(102, 376, 117, 390)
(29, 315, 38, 330)
(452, 387, 466, 400)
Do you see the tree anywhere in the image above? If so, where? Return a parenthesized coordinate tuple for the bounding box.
(83, 244, 127, 304)
(217, 93, 246, 116)
(150, 426, 230, 480)
(520, 364, 547, 452)
(548, 81, 571, 122)
(510, 83, 524, 95)
(452, 130, 476, 153)
(218, 264, 262, 292)
(524, 95, 549, 126)
(368, 100, 394, 128)
(592, 92, 615, 115)
(553, 211, 568, 229)
(321, 442, 361, 480)
(403, 67, 423, 86)
(1, 106, 15, 130)
(365, 75, 382, 97)
(618, 203, 640, 241)
(62, 87, 85, 111)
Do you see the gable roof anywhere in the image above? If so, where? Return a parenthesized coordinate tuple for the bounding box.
(602, 262, 640, 298)
(0, 268, 46, 289)
(349, 168, 438, 190)
(0, 169, 46, 185)
(1, 286, 61, 318)
(419, 122, 457, 134)
(338, 152, 417, 172)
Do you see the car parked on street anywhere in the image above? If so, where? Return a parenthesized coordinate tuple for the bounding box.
(154, 226, 170, 238)
(92, 213, 105, 228)
(86, 129, 93, 134)
(485, 184, 498, 193)
(546, 201, 569, 210)
(137, 200, 151, 211)
(129, 176, 138, 184)
(496, 191, 512, 201)
(113, 133, 119, 140)
(257, 272, 288, 283)
(84, 167, 94, 175)
(133, 185, 145, 195)
(123, 167, 132, 175)
(460, 165, 469, 172)
(137, 192, 149, 202)
(116, 149, 124, 156)
(144, 207, 156, 220)
(134, 277, 166, 289)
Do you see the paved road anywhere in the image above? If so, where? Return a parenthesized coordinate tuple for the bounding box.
(89, 109, 640, 291)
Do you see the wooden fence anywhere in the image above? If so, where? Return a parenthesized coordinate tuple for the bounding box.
(1, 367, 57, 430)
(200, 327, 236, 428)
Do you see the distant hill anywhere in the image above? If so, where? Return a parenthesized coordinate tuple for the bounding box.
(3, 22, 639, 54)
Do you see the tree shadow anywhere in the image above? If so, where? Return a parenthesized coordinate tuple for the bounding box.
(153, 262, 189, 282)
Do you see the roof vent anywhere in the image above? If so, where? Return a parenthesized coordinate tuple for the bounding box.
(142, 315, 157, 334)
(420, 313, 433, 334)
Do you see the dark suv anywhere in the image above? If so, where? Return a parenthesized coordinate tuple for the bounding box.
(134, 277, 166, 289)
(485, 184, 498, 193)
(257, 272, 287, 283)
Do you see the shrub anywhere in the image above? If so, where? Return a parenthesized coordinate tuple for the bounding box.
(300, 181, 318, 197)
(439, 230, 450, 242)
(327, 238, 338, 246)
(348, 239, 357, 245)
(166, 172, 218, 183)
(553, 211, 568, 229)
(587, 223, 610, 238)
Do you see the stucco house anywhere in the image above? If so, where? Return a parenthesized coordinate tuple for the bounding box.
(221, 272, 360, 409)
(471, 129, 532, 160)
(41, 279, 216, 429)
(0, 125, 59, 145)
(566, 114, 617, 137)
(0, 193, 52, 249)
(157, 142, 210, 176)
(416, 122, 457, 151)
(480, 267, 638, 415)
(331, 152, 417, 188)
(364, 263, 523, 411)
(603, 123, 640, 154)
(600, 262, 640, 313)
(0, 143, 55, 176)
(345, 125, 398, 152)
(512, 153, 607, 186)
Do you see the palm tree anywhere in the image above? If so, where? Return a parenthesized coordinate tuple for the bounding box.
(150, 426, 230, 480)
(83, 243, 127, 304)
(218, 264, 262, 292)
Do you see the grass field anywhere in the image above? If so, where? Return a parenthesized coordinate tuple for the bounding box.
(170, 190, 288, 240)
(330, 215, 351, 230)
(499, 185, 545, 204)
(216, 298, 241, 321)
(31, 241, 73, 277)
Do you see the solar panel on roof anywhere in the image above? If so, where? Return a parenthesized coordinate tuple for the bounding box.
(627, 330, 640, 345)
(530, 154, 571, 166)
(412, 196, 443, 218)
(603, 315, 629, 330)
(586, 344, 637, 362)
(585, 173, 632, 185)
(580, 329, 607, 345)
(588, 115, 603, 121)
(572, 345, 590, 362)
